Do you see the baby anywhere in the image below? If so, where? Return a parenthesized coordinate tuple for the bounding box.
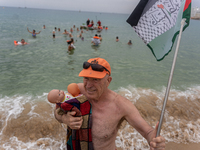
(48, 83, 82, 115)
(48, 83, 80, 102)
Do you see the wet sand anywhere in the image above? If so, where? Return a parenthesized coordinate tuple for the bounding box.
(165, 142, 200, 150)
(116, 142, 200, 150)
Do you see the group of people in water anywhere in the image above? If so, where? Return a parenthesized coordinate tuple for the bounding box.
(82, 19, 108, 31)
(16, 18, 132, 50)
(16, 25, 77, 50)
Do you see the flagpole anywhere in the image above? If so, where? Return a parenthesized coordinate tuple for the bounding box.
(156, 18, 186, 137)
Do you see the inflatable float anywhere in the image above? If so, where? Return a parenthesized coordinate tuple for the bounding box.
(14, 41, 22, 45)
(14, 40, 28, 45)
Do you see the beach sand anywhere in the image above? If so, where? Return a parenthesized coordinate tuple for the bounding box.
(116, 142, 200, 150)
(165, 142, 200, 150)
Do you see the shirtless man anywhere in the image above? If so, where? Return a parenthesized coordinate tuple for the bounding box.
(54, 57, 165, 150)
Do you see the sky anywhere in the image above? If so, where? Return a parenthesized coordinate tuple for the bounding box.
(1, 0, 200, 14)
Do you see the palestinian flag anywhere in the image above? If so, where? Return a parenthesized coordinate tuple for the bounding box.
(127, 0, 191, 61)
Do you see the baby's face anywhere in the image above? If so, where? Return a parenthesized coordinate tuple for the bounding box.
(49, 89, 65, 103)
(55, 90, 65, 103)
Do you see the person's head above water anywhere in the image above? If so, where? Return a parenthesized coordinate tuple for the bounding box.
(21, 39, 25, 43)
(79, 57, 111, 79)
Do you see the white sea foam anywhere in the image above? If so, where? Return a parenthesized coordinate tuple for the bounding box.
(2, 136, 66, 150)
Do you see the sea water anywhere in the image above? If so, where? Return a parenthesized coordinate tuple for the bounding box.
(0, 7, 200, 150)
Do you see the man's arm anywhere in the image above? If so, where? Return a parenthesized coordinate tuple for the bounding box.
(119, 96, 165, 149)
(54, 83, 85, 129)
(54, 108, 83, 130)
(54, 108, 63, 123)
(121, 97, 153, 139)
(147, 122, 165, 149)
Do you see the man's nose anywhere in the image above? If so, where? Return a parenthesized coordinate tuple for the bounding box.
(86, 79, 94, 88)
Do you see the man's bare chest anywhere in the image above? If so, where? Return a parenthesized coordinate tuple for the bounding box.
(91, 107, 122, 141)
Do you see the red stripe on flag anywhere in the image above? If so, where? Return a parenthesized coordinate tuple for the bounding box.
(183, 0, 191, 11)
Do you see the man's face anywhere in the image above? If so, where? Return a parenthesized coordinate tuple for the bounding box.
(83, 75, 111, 100)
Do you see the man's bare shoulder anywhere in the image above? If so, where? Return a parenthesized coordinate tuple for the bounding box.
(114, 92, 133, 105)
(114, 92, 138, 116)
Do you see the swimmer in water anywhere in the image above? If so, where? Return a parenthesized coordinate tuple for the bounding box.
(127, 40, 132, 45)
(14, 39, 28, 45)
(27, 27, 41, 37)
(21, 39, 28, 45)
(116, 36, 119, 42)
(62, 29, 69, 35)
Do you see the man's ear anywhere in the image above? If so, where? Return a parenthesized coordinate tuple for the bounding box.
(106, 76, 112, 87)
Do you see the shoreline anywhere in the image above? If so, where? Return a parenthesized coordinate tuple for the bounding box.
(116, 142, 200, 150)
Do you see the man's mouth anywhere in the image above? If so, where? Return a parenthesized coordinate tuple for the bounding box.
(86, 89, 96, 94)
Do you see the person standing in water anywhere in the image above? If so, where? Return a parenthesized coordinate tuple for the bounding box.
(62, 29, 69, 35)
(127, 40, 132, 45)
(27, 27, 41, 37)
(86, 18, 90, 26)
(116, 36, 119, 42)
(91, 34, 101, 46)
(52, 30, 56, 38)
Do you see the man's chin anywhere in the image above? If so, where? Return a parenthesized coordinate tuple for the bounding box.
(86, 93, 97, 100)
